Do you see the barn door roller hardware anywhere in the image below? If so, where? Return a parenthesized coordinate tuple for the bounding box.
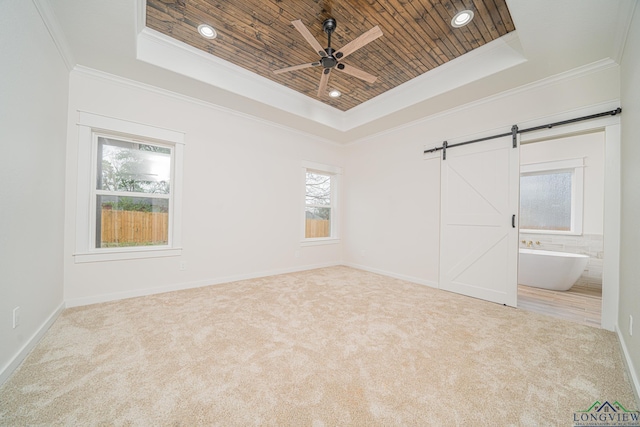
(424, 108, 622, 159)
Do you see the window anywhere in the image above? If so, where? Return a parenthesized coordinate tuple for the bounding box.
(75, 112, 184, 262)
(305, 171, 333, 238)
(302, 161, 341, 244)
(519, 159, 584, 235)
(94, 136, 171, 249)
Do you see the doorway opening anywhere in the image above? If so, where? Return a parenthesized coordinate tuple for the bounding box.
(517, 130, 605, 327)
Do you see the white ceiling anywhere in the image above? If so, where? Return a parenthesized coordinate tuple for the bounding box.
(43, 0, 636, 144)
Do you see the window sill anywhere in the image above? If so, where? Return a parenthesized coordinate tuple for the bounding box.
(300, 238, 341, 247)
(74, 247, 182, 263)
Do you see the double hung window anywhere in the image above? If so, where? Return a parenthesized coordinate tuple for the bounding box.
(302, 161, 341, 243)
(305, 170, 333, 238)
(94, 136, 172, 248)
(75, 112, 184, 262)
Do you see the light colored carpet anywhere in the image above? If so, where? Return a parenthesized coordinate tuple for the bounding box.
(0, 266, 636, 426)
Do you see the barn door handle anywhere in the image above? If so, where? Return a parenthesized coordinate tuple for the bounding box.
(512, 214, 516, 228)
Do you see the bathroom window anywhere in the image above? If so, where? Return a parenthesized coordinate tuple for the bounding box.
(520, 159, 583, 235)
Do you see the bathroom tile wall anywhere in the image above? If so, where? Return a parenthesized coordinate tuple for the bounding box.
(519, 233, 603, 292)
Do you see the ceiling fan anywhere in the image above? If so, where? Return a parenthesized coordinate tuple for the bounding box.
(274, 18, 383, 98)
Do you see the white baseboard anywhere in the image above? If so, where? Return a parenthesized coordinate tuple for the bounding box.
(616, 325, 640, 408)
(65, 262, 341, 308)
(0, 302, 65, 386)
(342, 262, 439, 289)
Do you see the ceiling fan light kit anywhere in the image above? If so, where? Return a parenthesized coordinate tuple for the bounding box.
(274, 18, 383, 98)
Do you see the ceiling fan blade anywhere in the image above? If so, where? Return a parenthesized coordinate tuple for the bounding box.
(335, 25, 383, 60)
(336, 63, 377, 83)
(273, 62, 320, 74)
(291, 20, 327, 58)
(317, 68, 331, 97)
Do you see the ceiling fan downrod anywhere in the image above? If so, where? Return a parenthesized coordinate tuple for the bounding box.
(321, 18, 338, 69)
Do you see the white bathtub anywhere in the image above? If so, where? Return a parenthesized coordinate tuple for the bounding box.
(518, 249, 589, 291)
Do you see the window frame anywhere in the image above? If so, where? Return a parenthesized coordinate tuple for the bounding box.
(301, 161, 341, 246)
(74, 112, 184, 263)
(519, 158, 584, 235)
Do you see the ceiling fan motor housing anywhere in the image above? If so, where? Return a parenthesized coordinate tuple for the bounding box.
(321, 49, 338, 69)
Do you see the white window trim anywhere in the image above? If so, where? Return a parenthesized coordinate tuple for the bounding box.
(520, 158, 584, 235)
(301, 161, 342, 246)
(74, 112, 185, 263)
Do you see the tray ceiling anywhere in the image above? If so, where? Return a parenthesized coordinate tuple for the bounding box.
(145, 0, 515, 112)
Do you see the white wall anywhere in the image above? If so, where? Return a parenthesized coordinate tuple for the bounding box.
(343, 62, 620, 287)
(63, 70, 344, 305)
(520, 132, 605, 234)
(619, 4, 640, 401)
(0, 1, 68, 382)
(342, 136, 441, 286)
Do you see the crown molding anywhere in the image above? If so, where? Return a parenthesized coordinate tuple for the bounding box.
(32, 0, 76, 71)
(613, 0, 638, 64)
(136, 27, 346, 130)
(347, 58, 620, 146)
(343, 31, 527, 130)
(70, 65, 342, 147)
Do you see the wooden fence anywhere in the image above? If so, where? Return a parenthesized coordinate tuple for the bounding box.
(305, 219, 330, 238)
(102, 210, 326, 244)
(101, 209, 168, 245)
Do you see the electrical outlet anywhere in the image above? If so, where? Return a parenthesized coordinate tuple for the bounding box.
(294, 251, 300, 258)
(12, 307, 20, 329)
(179, 261, 187, 271)
(630, 315, 633, 336)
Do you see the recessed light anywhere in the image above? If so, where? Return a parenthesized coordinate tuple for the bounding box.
(198, 24, 217, 39)
(451, 10, 474, 28)
(329, 89, 341, 98)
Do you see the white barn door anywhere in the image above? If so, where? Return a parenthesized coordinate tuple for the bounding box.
(439, 136, 519, 307)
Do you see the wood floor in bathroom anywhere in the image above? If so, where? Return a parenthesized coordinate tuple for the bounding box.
(517, 284, 602, 328)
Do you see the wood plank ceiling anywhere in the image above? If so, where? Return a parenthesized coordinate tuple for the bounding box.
(146, 0, 515, 111)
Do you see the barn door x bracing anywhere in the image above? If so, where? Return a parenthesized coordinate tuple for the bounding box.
(439, 136, 519, 307)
